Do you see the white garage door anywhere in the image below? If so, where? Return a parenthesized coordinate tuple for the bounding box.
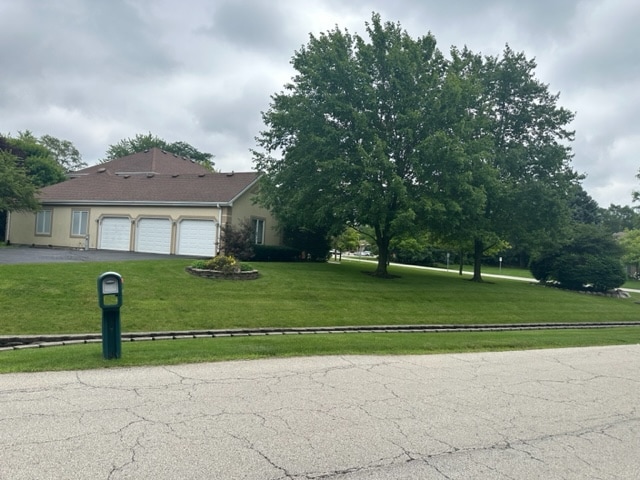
(99, 217, 131, 251)
(136, 218, 172, 254)
(177, 219, 217, 257)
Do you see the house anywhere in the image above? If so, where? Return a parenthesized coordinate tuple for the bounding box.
(6, 148, 281, 256)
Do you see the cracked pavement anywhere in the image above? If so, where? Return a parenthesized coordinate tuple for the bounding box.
(2, 345, 640, 479)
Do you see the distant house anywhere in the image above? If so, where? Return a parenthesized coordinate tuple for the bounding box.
(6, 148, 281, 256)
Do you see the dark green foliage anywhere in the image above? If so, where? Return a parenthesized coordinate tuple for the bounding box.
(37, 134, 86, 172)
(0, 151, 39, 212)
(103, 132, 215, 170)
(255, 14, 578, 280)
(568, 185, 601, 225)
(598, 204, 640, 234)
(255, 14, 446, 276)
(0, 134, 66, 215)
(530, 225, 626, 292)
(392, 239, 442, 267)
(1, 134, 65, 187)
(283, 226, 331, 261)
(221, 220, 255, 261)
(253, 245, 301, 262)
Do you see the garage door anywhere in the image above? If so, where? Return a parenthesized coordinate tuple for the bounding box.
(177, 219, 217, 257)
(99, 217, 131, 251)
(136, 218, 172, 254)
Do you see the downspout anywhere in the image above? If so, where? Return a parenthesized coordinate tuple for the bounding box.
(4, 211, 10, 243)
(217, 205, 223, 255)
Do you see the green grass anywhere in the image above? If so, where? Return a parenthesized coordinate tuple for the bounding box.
(2, 259, 640, 336)
(2, 259, 640, 373)
(2, 328, 640, 373)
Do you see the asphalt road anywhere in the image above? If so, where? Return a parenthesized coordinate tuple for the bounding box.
(2, 346, 640, 479)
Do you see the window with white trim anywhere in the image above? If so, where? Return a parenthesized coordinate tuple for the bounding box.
(71, 210, 89, 236)
(251, 218, 265, 245)
(35, 210, 52, 235)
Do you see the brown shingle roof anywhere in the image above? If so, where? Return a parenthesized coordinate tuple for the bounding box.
(39, 171, 259, 205)
(40, 148, 260, 205)
(73, 147, 210, 176)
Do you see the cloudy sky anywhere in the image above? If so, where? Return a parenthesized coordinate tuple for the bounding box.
(1, 0, 638, 207)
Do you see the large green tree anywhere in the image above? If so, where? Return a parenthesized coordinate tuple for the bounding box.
(14, 131, 86, 173)
(423, 46, 578, 281)
(255, 15, 578, 280)
(599, 204, 639, 234)
(103, 133, 215, 170)
(619, 228, 640, 274)
(254, 14, 449, 276)
(0, 150, 39, 213)
(0, 134, 66, 239)
(37, 134, 86, 172)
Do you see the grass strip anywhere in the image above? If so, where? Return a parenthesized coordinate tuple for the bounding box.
(2, 327, 639, 373)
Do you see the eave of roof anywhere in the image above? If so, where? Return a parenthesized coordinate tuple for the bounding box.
(37, 172, 260, 204)
(39, 200, 231, 207)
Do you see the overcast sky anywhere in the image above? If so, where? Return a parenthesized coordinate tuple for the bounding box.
(1, 0, 638, 207)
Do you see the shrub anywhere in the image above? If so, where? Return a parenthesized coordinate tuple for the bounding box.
(530, 225, 625, 292)
(283, 226, 331, 261)
(190, 259, 207, 269)
(253, 245, 301, 262)
(204, 255, 240, 274)
(221, 220, 255, 261)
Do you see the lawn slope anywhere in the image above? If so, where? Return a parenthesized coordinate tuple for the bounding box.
(1, 259, 639, 335)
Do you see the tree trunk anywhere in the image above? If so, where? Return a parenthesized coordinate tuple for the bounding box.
(459, 248, 464, 275)
(374, 241, 389, 277)
(471, 238, 483, 282)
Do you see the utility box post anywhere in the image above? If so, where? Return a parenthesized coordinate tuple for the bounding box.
(97, 272, 123, 359)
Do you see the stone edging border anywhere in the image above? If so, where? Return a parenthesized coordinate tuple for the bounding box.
(185, 266, 260, 280)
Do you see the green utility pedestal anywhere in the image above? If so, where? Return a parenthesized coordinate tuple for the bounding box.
(97, 272, 123, 360)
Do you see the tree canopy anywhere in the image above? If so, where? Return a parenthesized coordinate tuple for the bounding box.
(0, 150, 39, 213)
(10, 131, 86, 173)
(254, 13, 579, 279)
(0, 134, 66, 213)
(103, 133, 215, 170)
(435, 46, 578, 281)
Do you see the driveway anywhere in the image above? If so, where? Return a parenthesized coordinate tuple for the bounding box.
(2, 346, 640, 479)
(0, 246, 191, 264)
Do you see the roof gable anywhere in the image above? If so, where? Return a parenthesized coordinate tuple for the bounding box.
(72, 147, 210, 176)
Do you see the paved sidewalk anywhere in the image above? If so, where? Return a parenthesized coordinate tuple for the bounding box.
(2, 346, 640, 479)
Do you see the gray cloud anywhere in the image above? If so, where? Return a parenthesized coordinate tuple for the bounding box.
(201, 0, 295, 54)
(0, 0, 638, 206)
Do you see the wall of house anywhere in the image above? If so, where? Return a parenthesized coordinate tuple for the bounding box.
(8, 199, 283, 252)
(229, 187, 282, 246)
(8, 205, 222, 251)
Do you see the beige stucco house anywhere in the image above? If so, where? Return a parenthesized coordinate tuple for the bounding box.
(6, 148, 281, 256)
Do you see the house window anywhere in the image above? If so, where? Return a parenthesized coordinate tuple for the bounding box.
(35, 210, 52, 235)
(252, 218, 265, 245)
(71, 210, 89, 236)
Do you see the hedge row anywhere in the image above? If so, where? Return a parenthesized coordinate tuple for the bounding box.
(252, 245, 301, 262)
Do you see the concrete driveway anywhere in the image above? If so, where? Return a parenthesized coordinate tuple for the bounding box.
(2, 345, 639, 479)
(0, 246, 190, 264)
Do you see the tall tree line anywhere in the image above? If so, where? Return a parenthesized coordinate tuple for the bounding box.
(254, 13, 579, 279)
